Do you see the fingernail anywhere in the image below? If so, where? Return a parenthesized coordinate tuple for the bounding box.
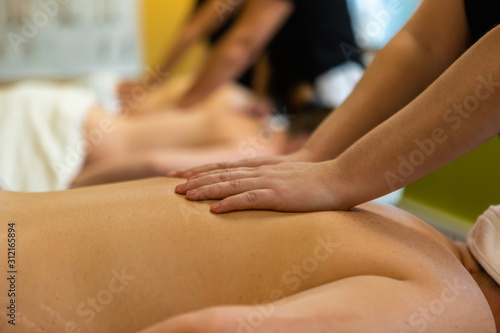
(187, 189, 197, 197)
(175, 184, 185, 192)
(211, 203, 221, 212)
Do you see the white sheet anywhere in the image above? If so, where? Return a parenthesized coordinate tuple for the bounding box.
(467, 205, 500, 286)
(0, 81, 96, 192)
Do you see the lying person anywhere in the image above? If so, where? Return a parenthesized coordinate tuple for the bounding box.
(0, 177, 498, 333)
(0, 77, 291, 192)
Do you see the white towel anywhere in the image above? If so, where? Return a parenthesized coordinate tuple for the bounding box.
(0, 81, 96, 192)
(467, 205, 500, 286)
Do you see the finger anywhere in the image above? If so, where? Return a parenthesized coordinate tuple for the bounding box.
(183, 162, 243, 178)
(167, 165, 213, 178)
(175, 169, 257, 194)
(185, 177, 267, 201)
(188, 166, 258, 181)
(169, 157, 269, 179)
(168, 162, 234, 179)
(210, 189, 279, 213)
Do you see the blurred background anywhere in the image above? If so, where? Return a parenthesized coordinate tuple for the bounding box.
(0, 0, 498, 235)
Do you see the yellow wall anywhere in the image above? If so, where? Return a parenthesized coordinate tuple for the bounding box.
(140, 0, 204, 75)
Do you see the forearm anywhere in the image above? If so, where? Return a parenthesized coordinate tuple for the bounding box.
(177, 0, 293, 108)
(302, 30, 456, 162)
(177, 39, 256, 107)
(302, 0, 471, 162)
(152, 0, 241, 83)
(334, 26, 500, 209)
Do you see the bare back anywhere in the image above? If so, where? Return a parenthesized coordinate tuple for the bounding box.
(0, 178, 492, 332)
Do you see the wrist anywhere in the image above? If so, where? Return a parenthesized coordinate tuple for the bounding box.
(320, 159, 357, 211)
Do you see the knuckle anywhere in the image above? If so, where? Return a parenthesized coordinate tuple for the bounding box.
(229, 179, 239, 189)
(245, 191, 258, 203)
(217, 169, 232, 181)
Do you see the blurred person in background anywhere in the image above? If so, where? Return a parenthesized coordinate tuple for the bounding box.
(121, 0, 364, 116)
(0, 75, 328, 192)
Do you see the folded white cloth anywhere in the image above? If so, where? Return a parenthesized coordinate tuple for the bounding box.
(467, 205, 500, 285)
(0, 81, 96, 192)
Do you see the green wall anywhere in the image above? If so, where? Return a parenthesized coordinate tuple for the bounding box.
(403, 137, 500, 223)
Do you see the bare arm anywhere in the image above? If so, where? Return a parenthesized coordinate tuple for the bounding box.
(119, 1, 244, 106)
(332, 24, 500, 209)
(147, 0, 244, 85)
(177, 0, 294, 108)
(302, 0, 471, 161)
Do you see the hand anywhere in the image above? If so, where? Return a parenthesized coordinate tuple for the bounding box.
(168, 150, 316, 179)
(174, 161, 346, 213)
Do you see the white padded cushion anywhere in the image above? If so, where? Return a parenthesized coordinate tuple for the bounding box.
(467, 205, 500, 286)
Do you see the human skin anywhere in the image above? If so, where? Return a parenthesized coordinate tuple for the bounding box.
(70, 80, 285, 187)
(172, 0, 500, 213)
(0, 178, 496, 333)
(119, 0, 246, 102)
(177, 0, 294, 108)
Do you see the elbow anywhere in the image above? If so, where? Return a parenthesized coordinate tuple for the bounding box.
(390, 29, 454, 74)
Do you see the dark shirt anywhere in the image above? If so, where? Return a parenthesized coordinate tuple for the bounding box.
(269, 0, 360, 86)
(267, 0, 360, 108)
(463, 0, 500, 137)
(197, 0, 361, 107)
(464, 0, 500, 43)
